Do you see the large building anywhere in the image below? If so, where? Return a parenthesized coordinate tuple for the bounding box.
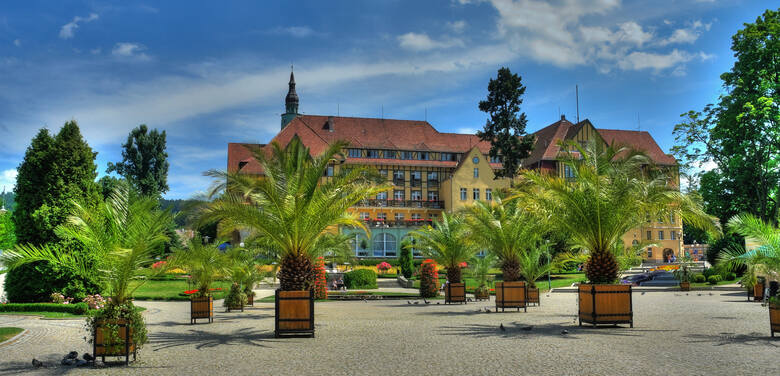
(227, 73, 682, 262)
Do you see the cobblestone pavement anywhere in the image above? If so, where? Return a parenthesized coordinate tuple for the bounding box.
(1, 291, 778, 375)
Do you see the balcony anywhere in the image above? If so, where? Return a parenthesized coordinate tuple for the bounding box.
(410, 179, 422, 188)
(393, 178, 405, 186)
(427, 180, 439, 188)
(361, 219, 434, 228)
(356, 199, 445, 209)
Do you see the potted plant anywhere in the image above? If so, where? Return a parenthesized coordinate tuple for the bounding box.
(719, 213, 780, 336)
(224, 282, 247, 312)
(411, 213, 475, 304)
(464, 195, 544, 312)
(674, 257, 695, 291)
(0, 184, 172, 364)
(517, 245, 553, 306)
(171, 236, 230, 324)
(471, 254, 495, 301)
(200, 136, 388, 338)
(523, 141, 719, 327)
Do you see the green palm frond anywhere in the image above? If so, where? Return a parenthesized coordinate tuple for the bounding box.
(411, 212, 476, 271)
(719, 213, 780, 275)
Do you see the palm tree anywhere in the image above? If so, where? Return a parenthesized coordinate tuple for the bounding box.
(171, 236, 231, 297)
(199, 136, 389, 291)
(719, 213, 780, 284)
(411, 212, 476, 283)
(517, 244, 553, 289)
(463, 196, 547, 282)
(522, 141, 719, 284)
(470, 253, 496, 291)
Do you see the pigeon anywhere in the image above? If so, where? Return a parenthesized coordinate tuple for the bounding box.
(484, 307, 492, 313)
(66, 351, 78, 360)
(561, 329, 569, 335)
(31, 359, 44, 368)
(499, 323, 506, 332)
(363, 298, 368, 303)
(708, 293, 713, 296)
(424, 300, 431, 305)
(520, 325, 533, 331)
(413, 301, 420, 305)
(83, 353, 95, 362)
(467, 298, 473, 302)
(407, 301, 412, 305)
(641, 292, 646, 295)
(436, 302, 440, 305)
(685, 293, 689, 296)
(697, 293, 702, 296)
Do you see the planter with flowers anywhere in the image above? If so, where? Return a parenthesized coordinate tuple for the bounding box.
(674, 257, 694, 291)
(376, 261, 392, 275)
(171, 237, 231, 324)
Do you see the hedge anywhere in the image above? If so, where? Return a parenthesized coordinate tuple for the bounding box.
(693, 274, 706, 283)
(344, 269, 377, 289)
(0, 302, 89, 315)
(707, 275, 722, 285)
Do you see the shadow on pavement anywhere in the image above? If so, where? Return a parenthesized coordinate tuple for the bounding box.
(684, 332, 780, 347)
(149, 327, 277, 350)
(438, 321, 674, 339)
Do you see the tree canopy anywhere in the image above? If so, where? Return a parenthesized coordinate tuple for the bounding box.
(107, 124, 170, 198)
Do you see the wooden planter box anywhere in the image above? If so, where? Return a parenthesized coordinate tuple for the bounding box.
(246, 293, 254, 306)
(770, 303, 779, 338)
(190, 295, 213, 324)
(527, 287, 540, 306)
(578, 284, 633, 328)
(495, 281, 527, 312)
(93, 319, 136, 365)
(754, 283, 765, 302)
(445, 283, 466, 304)
(275, 290, 315, 338)
(680, 282, 691, 291)
(474, 288, 490, 301)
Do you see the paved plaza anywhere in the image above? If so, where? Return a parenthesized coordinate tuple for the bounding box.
(0, 289, 778, 376)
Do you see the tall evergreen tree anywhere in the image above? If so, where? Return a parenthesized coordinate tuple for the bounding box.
(6, 121, 103, 302)
(477, 67, 535, 179)
(107, 125, 170, 198)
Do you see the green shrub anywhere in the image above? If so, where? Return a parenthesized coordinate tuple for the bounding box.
(722, 271, 737, 281)
(223, 283, 248, 308)
(0, 302, 89, 315)
(344, 269, 377, 289)
(693, 274, 706, 283)
(4, 260, 102, 303)
(398, 247, 414, 279)
(707, 275, 722, 285)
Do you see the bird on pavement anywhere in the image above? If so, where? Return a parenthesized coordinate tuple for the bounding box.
(484, 307, 492, 313)
(561, 329, 569, 335)
(436, 302, 440, 305)
(83, 353, 95, 362)
(641, 292, 646, 295)
(66, 351, 78, 360)
(413, 301, 420, 305)
(697, 293, 702, 296)
(31, 359, 44, 368)
(499, 323, 506, 332)
(407, 301, 412, 305)
(424, 298, 430, 304)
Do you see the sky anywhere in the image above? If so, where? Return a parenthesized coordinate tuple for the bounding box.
(0, 0, 773, 198)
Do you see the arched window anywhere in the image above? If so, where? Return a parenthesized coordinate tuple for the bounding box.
(374, 233, 397, 257)
(632, 240, 638, 246)
(351, 235, 369, 257)
(402, 236, 421, 257)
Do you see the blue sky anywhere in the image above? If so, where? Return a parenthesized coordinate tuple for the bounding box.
(0, 0, 772, 198)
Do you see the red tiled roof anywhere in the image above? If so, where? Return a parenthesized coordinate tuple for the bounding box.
(524, 116, 576, 166)
(597, 129, 677, 165)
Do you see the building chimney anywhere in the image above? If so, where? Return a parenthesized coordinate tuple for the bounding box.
(561, 114, 566, 121)
(327, 116, 335, 132)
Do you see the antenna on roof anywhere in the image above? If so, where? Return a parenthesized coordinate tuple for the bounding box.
(425, 107, 427, 122)
(575, 85, 580, 124)
(558, 106, 560, 118)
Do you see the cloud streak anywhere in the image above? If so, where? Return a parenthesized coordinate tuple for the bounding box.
(59, 13, 99, 39)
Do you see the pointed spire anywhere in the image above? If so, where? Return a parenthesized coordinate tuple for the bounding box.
(282, 67, 300, 129)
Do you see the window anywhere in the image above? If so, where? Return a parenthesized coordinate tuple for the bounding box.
(427, 171, 438, 182)
(402, 151, 414, 160)
(429, 213, 438, 222)
(418, 152, 429, 160)
(404, 236, 422, 257)
(411, 171, 422, 187)
(394, 190, 405, 200)
(393, 170, 404, 185)
(646, 231, 652, 240)
(472, 156, 479, 164)
(376, 192, 387, 200)
(474, 168, 479, 178)
(632, 240, 639, 246)
(352, 235, 369, 257)
(658, 231, 664, 240)
(460, 188, 467, 200)
(485, 189, 492, 201)
(669, 213, 676, 224)
(379, 169, 388, 177)
(473, 188, 480, 200)
(360, 212, 370, 221)
(564, 165, 575, 178)
(490, 155, 501, 163)
(646, 215, 651, 223)
(647, 248, 653, 258)
(411, 190, 422, 200)
(324, 165, 334, 177)
(348, 149, 361, 158)
(365, 149, 380, 158)
(428, 191, 439, 201)
(658, 216, 664, 224)
(411, 213, 422, 220)
(387, 150, 399, 159)
(373, 233, 396, 257)
(441, 153, 454, 161)
(377, 213, 387, 221)
(395, 212, 404, 221)
(670, 231, 676, 240)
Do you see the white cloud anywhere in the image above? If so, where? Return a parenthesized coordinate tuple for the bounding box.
(0, 169, 17, 190)
(111, 42, 151, 61)
(272, 26, 315, 38)
(59, 13, 99, 39)
(658, 20, 711, 46)
(456, 127, 478, 134)
(398, 32, 463, 51)
(447, 20, 467, 33)
(90, 48, 101, 55)
(13, 39, 20, 47)
(618, 49, 691, 71)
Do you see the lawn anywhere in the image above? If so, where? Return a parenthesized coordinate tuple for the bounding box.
(256, 291, 426, 303)
(411, 273, 587, 293)
(131, 279, 233, 301)
(0, 327, 24, 342)
(0, 311, 84, 319)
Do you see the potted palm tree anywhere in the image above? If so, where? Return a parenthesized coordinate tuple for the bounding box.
(517, 245, 553, 306)
(674, 257, 695, 291)
(470, 254, 496, 301)
(411, 213, 475, 304)
(719, 214, 780, 337)
(0, 185, 172, 364)
(171, 237, 230, 324)
(464, 196, 546, 312)
(523, 141, 719, 328)
(199, 136, 388, 337)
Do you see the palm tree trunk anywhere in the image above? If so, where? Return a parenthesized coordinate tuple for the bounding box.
(277, 253, 315, 291)
(501, 259, 521, 282)
(585, 250, 619, 284)
(446, 266, 462, 284)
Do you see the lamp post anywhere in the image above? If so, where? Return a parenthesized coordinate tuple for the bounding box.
(546, 240, 551, 291)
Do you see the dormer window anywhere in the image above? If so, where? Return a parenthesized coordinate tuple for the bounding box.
(418, 152, 429, 160)
(348, 149, 362, 158)
(366, 149, 380, 158)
